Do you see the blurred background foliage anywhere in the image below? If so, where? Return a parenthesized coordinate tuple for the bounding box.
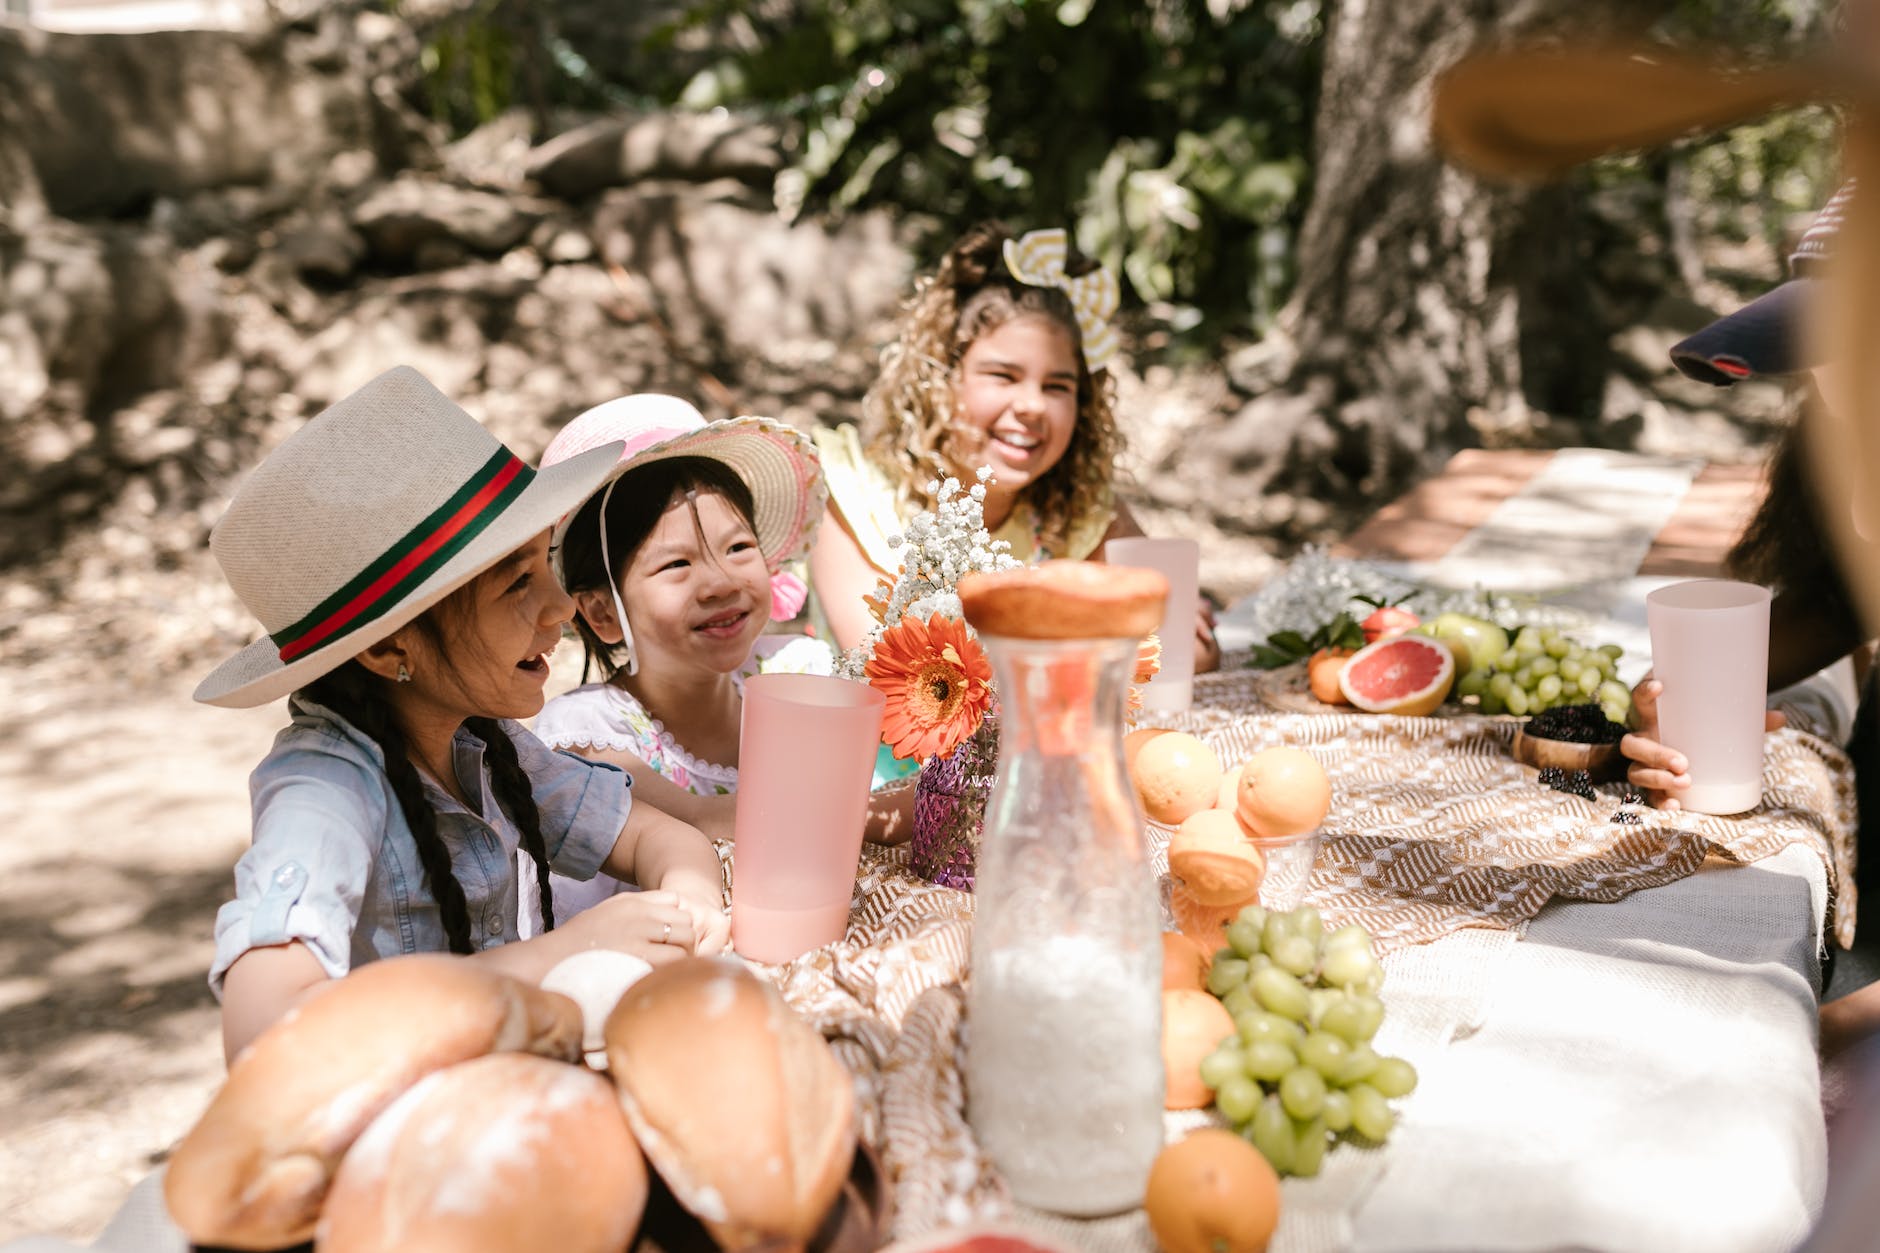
(395, 0, 1841, 340)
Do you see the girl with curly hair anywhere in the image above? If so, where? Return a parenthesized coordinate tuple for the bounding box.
(809, 220, 1220, 669)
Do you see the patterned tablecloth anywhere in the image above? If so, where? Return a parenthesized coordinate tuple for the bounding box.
(753, 663, 1857, 1252)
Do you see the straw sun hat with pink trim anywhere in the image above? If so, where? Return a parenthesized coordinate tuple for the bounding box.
(195, 366, 623, 708)
(541, 397, 826, 671)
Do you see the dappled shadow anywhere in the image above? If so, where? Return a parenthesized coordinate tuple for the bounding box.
(0, 859, 226, 1098)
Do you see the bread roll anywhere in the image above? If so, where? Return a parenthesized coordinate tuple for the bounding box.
(957, 560, 1168, 640)
(604, 956, 857, 1251)
(165, 955, 583, 1250)
(315, 1053, 647, 1252)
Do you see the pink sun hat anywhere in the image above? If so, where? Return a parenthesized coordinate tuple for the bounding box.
(542, 394, 825, 621)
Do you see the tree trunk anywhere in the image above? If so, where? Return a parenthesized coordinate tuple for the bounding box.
(1198, 0, 1678, 530)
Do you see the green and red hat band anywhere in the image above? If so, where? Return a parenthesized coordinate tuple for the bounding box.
(271, 449, 535, 663)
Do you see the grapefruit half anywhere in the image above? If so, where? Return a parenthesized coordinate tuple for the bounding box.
(1337, 634, 1456, 716)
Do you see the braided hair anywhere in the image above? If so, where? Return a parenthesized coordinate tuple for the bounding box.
(301, 651, 558, 953)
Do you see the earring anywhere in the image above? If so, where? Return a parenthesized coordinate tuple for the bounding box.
(396, 664, 412, 683)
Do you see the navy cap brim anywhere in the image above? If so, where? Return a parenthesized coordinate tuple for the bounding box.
(1669, 279, 1819, 386)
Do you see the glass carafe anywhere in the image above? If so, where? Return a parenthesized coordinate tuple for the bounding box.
(964, 634, 1164, 1216)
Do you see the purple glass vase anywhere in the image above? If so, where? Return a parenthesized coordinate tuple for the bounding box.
(909, 714, 1000, 890)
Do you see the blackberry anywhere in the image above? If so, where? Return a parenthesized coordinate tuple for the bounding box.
(1620, 789, 1645, 807)
(1537, 765, 1597, 801)
(1610, 810, 1643, 825)
(1525, 704, 1626, 745)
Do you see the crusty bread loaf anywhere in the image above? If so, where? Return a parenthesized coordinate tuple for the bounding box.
(315, 1053, 647, 1253)
(604, 956, 857, 1251)
(957, 560, 1168, 640)
(164, 955, 583, 1250)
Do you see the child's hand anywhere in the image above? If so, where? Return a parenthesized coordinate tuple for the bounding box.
(673, 891, 732, 956)
(1620, 674, 1785, 809)
(565, 889, 697, 964)
(1195, 597, 1221, 674)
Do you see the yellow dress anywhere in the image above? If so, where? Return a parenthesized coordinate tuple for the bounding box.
(811, 424, 1114, 574)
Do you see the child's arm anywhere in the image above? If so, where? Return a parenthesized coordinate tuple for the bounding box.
(599, 800, 731, 953)
(220, 941, 330, 1063)
(808, 504, 886, 654)
(554, 743, 737, 841)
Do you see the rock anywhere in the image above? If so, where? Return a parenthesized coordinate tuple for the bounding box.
(525, 112, 785, 199)
(351, 176, 538, 262)
(276, 211, 366, 282)
(0, 24, 381, 219)
(592, 183, 911, 372)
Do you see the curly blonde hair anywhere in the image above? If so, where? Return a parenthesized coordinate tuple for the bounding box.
(859, 220, 1122, 556)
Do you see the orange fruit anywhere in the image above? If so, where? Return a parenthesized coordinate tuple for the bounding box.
(1126, 726, 1173, 774)
(1162, 988, 1237, 1110)
(1131, 732, 1222, 826)
(1236, 746, 1332, 839)
(1146, 1129, 1282, 1253)
(1216, 763, 1243, 811)
(1168, 810, 1266, 907)
(1307, 647, 1355, 706)
(1337, 634, 1456, 717)
(1161, 931, 1212, 992)
(1169, 879, 1242, 954)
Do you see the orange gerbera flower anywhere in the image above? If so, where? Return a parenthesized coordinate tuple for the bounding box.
(862, 579, 895, 624)
(865, 613, 993, 762)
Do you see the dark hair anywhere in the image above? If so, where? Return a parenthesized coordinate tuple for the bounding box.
(861, 220, 1123, 555)
(557, 455, 759, 682)
(1726, 405, 1857, 620)
(299, 605, 556, 953)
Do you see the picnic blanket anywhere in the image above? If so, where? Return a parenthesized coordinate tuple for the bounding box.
(754, 662, 1857, 1249)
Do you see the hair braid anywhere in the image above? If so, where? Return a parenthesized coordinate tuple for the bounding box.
(303, 662, 475, 954)
(469, 716, 555, 934)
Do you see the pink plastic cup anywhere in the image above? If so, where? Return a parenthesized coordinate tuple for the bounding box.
(731, 674, 886, 963)
(1105, 537, 1199, 712)
(1645, 579, 1773, 816)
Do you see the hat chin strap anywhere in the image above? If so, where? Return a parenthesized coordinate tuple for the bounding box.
(597, 476, 639, 677)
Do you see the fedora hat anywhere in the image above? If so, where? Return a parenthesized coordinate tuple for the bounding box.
(195, 367, 622, 708)
(542, 395, 826, 577)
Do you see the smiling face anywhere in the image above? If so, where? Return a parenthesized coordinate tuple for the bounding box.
(393, 530, 575, 723)
(947, 314, 1081, 519)
(615, 489, 772, 676)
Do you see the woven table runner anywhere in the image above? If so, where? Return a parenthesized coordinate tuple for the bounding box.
(748, 665, 1857, 1246)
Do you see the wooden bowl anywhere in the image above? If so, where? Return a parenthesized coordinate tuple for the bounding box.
(1511, 726, 1627, 783)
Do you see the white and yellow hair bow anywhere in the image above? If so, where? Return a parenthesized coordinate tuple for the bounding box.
(1001, 228, 1120, 374)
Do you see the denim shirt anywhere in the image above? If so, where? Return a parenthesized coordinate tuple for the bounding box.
(208, 697, 632, 998)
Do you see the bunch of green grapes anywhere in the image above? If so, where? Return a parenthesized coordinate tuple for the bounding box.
(1454, 626, 1631, 724)
(1199, 904, 1417, 1177)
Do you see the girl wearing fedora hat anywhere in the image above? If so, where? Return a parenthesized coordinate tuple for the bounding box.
(524, 394, 860, 931)
(195, 367, 730, 1061)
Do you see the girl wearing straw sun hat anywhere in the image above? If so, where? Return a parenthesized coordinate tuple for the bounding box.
(195, 366, 729, 1061)
(524, 394, 859, 932)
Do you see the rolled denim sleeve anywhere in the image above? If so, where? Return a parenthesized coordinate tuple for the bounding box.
(208, 743, 386, 1000)
(502, 720, 631, 882)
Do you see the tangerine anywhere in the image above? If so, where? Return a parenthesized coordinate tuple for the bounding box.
(1161, 931, 1212, 992)
(1169, 879, 1242, 954)
(1168, 810, 1266, 907)
(1161, 988, 1237, 1110)
(1236, 746, 1332, 840)
(1144, 1128, 1282, 1253)
(1125, 726, 1173, 774)
(1307, 647, 1354, 706)
(1131, 732, 1222, 826)
(1215, 763, 1243, 811)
